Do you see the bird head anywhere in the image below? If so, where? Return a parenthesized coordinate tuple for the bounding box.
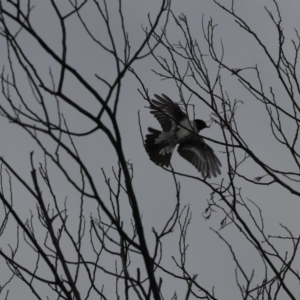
(194, 119, 207, 132)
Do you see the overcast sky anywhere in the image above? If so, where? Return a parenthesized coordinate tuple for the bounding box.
(0, 0, 299, 299)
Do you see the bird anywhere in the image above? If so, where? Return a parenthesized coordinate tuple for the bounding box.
(145, 94, 221, 178)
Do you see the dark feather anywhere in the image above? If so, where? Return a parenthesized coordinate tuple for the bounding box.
(150, 94, 186, 131)
(145, 128, 173, 167)
(177, 135, 221, 178)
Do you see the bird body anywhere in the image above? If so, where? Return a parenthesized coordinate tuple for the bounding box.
(145, 94, 221, 178)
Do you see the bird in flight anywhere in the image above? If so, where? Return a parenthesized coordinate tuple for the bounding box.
(145, 94, 221, 178)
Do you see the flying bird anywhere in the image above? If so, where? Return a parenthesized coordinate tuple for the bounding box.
(145, 94, 221, 178)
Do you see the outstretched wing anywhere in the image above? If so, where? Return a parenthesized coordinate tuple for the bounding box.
(177, 136, 221, 178)
(150, 94, 187, 131)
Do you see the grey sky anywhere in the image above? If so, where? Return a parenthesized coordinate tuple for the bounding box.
(0, 0, 299, 299)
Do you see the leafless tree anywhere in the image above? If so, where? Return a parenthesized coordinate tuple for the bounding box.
(0, 0, 299, 299)
(135, 0, 300, 299)
(0, 0, 172, 299)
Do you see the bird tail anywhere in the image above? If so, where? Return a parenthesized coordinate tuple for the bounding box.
(145, 128, 174, 167)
